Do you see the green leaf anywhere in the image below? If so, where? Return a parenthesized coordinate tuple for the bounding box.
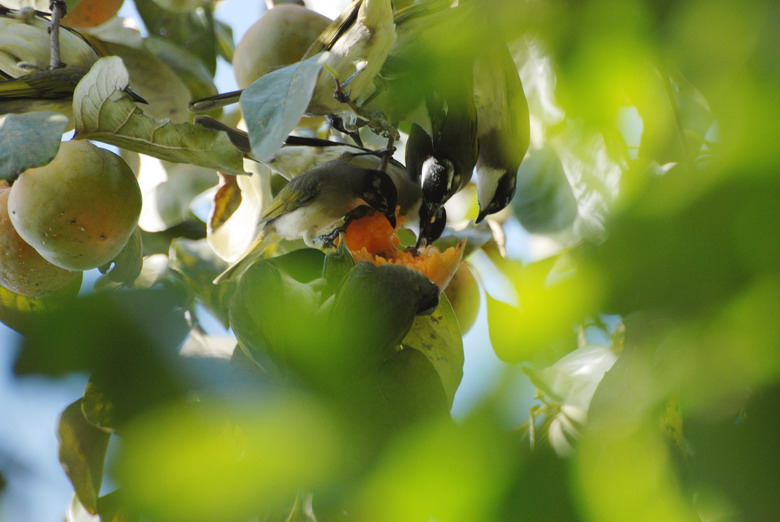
(375, 346, 450, 427)
(14, 288, 190, 427)
(329, 263, 440, 371)
(93, 40, 191, 123)
(169, 237, 232, 325)
(322, 239, 355, 297)
(97, 227, 144, 287)
(150, 0, 209, 12)
(229, 261, 322, 375)
(72, 57, 245, 175)
(58, 399, 111, 515)
(241, 53, 327, 162)
(82, 378, 118, 433)
(268, 248, 326, 284)
(143, 36, 219, 102)
(401, 294, 464, 407)
(0, 112, 67, 180)
(0, 275, 82, 333)
(512, 145, 578, 234)
(135, 0, 218, 75)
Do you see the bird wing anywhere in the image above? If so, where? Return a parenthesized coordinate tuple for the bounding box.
(0, 67, 87, 98)
(303, 0, 362, 58)
(261, 174, 322, 221)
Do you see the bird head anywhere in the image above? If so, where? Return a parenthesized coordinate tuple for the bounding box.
(416, 202, 447, 248)
(476, 170, 517, 223)
(360, 169, 398, 229)
(420, 156, 456, 205)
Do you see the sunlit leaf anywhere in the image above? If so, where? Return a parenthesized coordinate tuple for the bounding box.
(241, 53, 327, 162)
(576, 420, 698, 522)
(92, 40, 190, 123)
(207, 162, 272, 261)
(58, 399, 111, 515)
(354, 416, 515, 522)
(0, 112, 67, 180)
(117, 397, 343, 521)
(486, 255, 600, 364)
(73, 57, 245, 175)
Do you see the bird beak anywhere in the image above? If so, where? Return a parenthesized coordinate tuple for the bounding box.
(475, 208, 489, 224)
(384, 211, 397, 229)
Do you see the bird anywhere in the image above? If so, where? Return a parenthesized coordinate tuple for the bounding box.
(0, 6, 145, 116)
(194, 115, 448, 243)
(214, 159, 398, 283)
(368, 1, 478, 245)
(472, 33, 530, 223)
(189, 0, 396, 128)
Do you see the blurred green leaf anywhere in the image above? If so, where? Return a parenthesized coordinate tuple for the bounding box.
(150, 0, 208, 12)
(685, 384, 780, 521)
(73, 57, 246, 175)
(0, 274, 82, 332)
(82, 378, 118, 433)
(354, 415, 516, 522)
(58, 399, 110, 515)
(230, 260, 322, 377)
(401, 294, 463, 407)
(586, 170, 780, 317)
(169, 237, 232, 324)
(213, 18, 235, 63)
(322, 240, 355, 297)
(486, 256, 597, 364)
(241, 54, 326, 162)
(512, 145, 578, 234)
(15, 287, 190, 427)
(116, 397, 343, 521)
(329, 263, 440, 371)
(0, 112, 66, 180)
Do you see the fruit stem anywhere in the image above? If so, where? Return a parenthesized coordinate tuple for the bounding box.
(48, 1, 67, 69)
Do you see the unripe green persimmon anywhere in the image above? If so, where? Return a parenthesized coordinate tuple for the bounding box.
(0, 183, 80, 297)
(444, 261, 481, 333)
(233, 5, 331, 89)
(8, 140, 142, 271)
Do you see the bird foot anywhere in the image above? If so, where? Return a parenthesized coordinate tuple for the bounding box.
(317, 227, 344, 249)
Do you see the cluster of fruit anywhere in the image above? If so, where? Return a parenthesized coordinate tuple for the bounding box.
(0, 141, 141, 297)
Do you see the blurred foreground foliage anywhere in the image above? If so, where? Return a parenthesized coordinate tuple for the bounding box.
(2, 0, 780, 520)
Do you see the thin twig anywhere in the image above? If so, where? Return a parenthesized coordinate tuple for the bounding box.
(380, 135, 395, 172)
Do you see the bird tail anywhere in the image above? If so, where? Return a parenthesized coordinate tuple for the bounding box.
(213, 229, 271, 284)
